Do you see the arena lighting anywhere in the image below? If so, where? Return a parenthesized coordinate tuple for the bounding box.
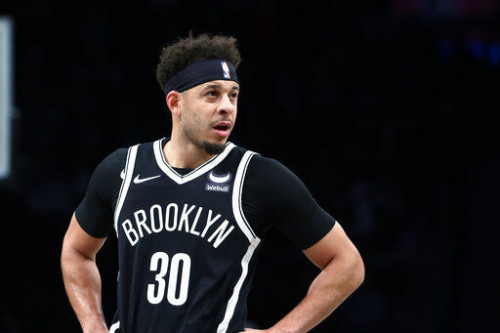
(0, 17, 13, 180)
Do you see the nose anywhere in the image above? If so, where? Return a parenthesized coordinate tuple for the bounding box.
(217, 94, 236, 115)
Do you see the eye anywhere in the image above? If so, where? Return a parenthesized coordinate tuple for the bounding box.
(230, 92, 239, 99)
(207, 90, 217, 97)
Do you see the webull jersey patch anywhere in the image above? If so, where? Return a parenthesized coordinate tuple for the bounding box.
(205, 171, 232, 192)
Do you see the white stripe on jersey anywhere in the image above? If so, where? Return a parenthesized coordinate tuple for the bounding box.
(109, 321, 120, 333)
(217, 150, 261, 332)
(114, 144, 139, 235)
(232, 150, 259, 242)
(217, 237, 261, 333)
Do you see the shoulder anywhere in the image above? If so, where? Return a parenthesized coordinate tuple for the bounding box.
(241, 152, 336, 249)
(94, 147, 128, 178)
(83, 147, 130, 195)
(102, 147, 128, 165)
(246, 153, 304, 189)
(243, 152, 312, 210)
(74, 147, 129, 237)
(100, 137, 166, 173)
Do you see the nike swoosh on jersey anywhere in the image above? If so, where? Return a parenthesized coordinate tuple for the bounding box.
(133, 174, 161, 184)
(208, 171, 231, 184)
(120, 169, 125, 180)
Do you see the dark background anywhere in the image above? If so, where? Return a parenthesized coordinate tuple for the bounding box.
(0, 0, 499, 332)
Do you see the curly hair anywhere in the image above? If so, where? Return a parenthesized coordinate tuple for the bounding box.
(155, 32, 242, 91)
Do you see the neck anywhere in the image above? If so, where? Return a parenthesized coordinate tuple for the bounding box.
(163, 136, 217, 169)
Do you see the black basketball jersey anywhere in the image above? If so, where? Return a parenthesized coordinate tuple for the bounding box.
(109, 138, 262, 333)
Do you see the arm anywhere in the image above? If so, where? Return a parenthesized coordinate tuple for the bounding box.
(244, 223, 364, 333)
(61, 213, 108, 333)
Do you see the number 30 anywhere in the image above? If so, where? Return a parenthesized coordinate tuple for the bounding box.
(147, 252, 191, 306)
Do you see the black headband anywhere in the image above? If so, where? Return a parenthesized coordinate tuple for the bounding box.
(163, 59, 239, 95)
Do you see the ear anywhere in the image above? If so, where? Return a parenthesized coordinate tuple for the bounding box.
(166, 91, 181, 116)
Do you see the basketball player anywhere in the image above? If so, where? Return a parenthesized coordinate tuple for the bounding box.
(61, 33, 364, 333)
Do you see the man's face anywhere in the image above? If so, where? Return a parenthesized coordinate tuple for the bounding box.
(178, 80, 239, 154)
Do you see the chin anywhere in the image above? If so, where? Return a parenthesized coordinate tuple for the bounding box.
(203, 141, 226, 155)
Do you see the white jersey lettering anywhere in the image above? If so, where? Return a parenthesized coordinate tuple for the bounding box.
(120, 203, 235, 248)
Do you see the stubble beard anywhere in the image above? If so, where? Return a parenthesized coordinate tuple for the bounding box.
(202, 141, 226, 155)
(181, 125, 227, 156)
(179, 102, 232, 156)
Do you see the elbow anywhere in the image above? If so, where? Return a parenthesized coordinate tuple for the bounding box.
(351, 250, 365, 289)
(341, 247, 364, 292)
(60, 235, 76, 268)
(60, 243, 76, 275)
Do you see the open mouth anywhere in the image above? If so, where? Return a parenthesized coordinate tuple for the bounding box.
(212, 121, 231, 137)
(214, 124, 229, 131)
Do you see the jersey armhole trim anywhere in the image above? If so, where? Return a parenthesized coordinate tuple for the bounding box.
(113, 144, 139, 236)
(216, 237, 260, 333)
(109, 321, 120, 333)
(232, 150, 260, 243)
